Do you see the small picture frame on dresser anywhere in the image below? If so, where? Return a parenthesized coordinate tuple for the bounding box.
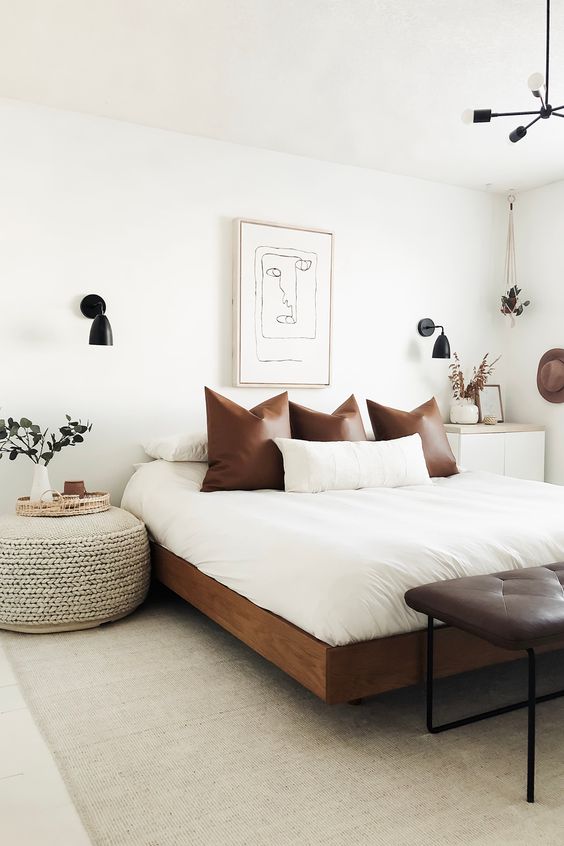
(478, 385, 504, 423)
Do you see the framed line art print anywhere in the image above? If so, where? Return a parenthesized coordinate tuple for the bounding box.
(478, 384, 504, 422)
(233, 219, 333, 387)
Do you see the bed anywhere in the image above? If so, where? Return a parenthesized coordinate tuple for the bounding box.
(122, 460, 564, 703)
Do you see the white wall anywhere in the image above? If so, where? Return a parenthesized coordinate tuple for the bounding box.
(0, 98, 502, 511)
(501, 181, 564, 484)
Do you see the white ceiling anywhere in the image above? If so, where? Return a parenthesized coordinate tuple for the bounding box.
(1, 0, 564, 191)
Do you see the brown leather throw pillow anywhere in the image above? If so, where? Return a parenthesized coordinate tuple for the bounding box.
(289, 395, 367, 441)
(201, 388, 291, 492)
(366, 396, 458, 478)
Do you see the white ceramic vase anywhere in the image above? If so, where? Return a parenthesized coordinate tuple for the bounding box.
(30, 464, 53, 502)
(449, 398, 479, 425)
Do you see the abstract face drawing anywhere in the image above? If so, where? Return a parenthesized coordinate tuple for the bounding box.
(265, 257, 312, 326)
(236, 220, 333, 385)
(254, 246, 317, 361)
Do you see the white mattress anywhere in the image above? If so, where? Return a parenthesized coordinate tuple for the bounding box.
(121, 460, 564, 647)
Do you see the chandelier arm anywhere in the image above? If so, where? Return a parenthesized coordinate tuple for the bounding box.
(546, 0, 551, 102)
(552, 112, 564, 117)
(551, 105, 564, 112)
(491, 110, 541, 118)
(523, 114, 543, 130)
(538, 89, 547, 109)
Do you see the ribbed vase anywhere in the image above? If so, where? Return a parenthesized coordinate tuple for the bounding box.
(30, 465, 53, 502)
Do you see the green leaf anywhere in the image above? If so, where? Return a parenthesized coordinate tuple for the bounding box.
(41, 452, 53, 463)
(9, 424, 19, 436)
(30, 424, 40, 434)
(20, 417, 32, 428)
(9, 450, 18, 460)
(65, 414, 71, 421)
(73, 434, 84, 443)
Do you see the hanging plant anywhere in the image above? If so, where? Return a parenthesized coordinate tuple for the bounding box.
(500, 193, 530, 325)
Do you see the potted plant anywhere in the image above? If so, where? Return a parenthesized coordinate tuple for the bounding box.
(448, 353, 501, 424)
(500, 195, 531, 325)
(501, 284, 530, 321)
(0, 415, 92, 502)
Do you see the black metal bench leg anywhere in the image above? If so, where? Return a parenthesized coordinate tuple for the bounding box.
(425, 616, 549, 802)
(527, 649, 536, 803)
(426, 616, 435, 732)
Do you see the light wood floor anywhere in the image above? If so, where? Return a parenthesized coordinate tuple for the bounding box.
(0, 643, 91, 845)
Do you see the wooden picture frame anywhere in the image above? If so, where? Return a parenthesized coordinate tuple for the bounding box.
(478, 384, 504, 422)
(233, 219, 334, 388)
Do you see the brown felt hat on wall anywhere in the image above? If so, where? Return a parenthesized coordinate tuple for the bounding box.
(537, 349, 564, 403)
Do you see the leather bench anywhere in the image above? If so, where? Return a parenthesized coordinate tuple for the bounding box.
(405, 564, 564, 803)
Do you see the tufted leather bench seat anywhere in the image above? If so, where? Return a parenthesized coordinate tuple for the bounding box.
(405, 564, 564, 803)
(405, 563, 564, 651)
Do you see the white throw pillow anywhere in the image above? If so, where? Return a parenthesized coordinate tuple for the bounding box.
(274, 434, 431, 493)
(143, 432, 208, 463)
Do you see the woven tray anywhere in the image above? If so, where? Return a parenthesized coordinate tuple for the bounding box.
(16, 491, 111, 517)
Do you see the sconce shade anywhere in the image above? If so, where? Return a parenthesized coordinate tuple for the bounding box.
(89, 313, 114, 346)
(80, 294, 113, 346)
(432, 331, 451, 359)
(418, 317, 451, 359)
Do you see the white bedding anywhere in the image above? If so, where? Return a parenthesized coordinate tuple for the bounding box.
(121, 460, 564, 647)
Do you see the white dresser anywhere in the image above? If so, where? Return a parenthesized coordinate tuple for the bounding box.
(445, 423, 545, 482)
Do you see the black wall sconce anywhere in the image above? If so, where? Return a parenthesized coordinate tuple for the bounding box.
(80, 295, 114, 346)
(417, 318, 451, 359)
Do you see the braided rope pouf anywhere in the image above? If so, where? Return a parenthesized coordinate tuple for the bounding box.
(0, 507, 150, 632)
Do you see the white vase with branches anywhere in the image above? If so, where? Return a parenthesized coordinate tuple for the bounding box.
(0, 415, 92, 502)
(448, 353, 501, 424)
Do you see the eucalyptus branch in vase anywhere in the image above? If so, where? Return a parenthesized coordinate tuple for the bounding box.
(0, 415, 93, 502)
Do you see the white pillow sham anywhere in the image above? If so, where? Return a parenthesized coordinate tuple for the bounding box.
(143, 432, 208, 463)
(274, 434, 431, 493)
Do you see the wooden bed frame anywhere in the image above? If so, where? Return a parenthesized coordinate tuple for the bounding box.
(152, 543, 564, 704)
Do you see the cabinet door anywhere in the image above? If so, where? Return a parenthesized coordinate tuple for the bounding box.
(458, 434, 505, 475)
(504, 432, 545, 482)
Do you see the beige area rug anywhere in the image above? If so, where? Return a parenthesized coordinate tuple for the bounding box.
(3, 587, 564, 846)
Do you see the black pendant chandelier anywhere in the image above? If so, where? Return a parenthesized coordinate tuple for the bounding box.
(463, 0, 562, 142)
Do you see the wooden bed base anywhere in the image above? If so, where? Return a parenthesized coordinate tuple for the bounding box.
(152, 543, 564, 704)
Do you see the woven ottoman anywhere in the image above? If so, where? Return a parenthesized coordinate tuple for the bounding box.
(0, 507, 150, 633)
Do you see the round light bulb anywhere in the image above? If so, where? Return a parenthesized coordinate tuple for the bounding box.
(461, 109, 474, 125)
(528, 72, 544, 93)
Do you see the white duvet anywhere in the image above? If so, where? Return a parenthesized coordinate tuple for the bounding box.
(121, 460, 564, 647)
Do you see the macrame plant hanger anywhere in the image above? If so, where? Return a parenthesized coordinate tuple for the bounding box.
(501, 193, 530, 326)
